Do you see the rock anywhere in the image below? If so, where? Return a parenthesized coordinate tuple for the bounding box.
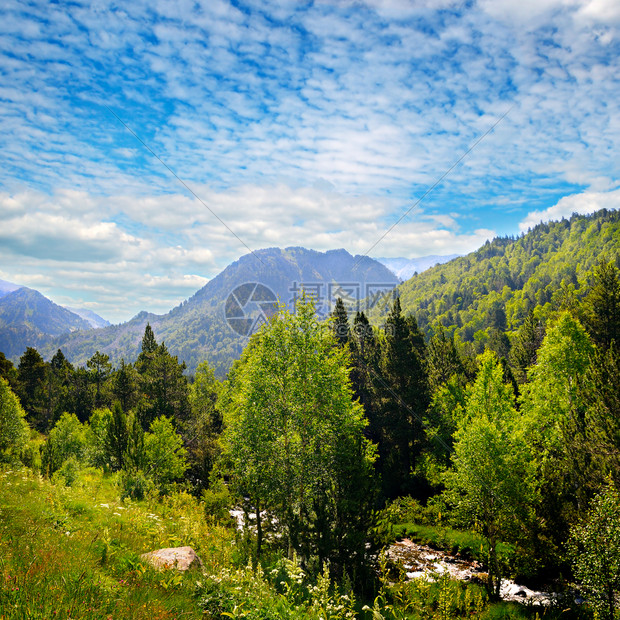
(141, 546, 203, 571)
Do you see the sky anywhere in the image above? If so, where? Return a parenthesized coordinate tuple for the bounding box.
(0, 0, 618, 324)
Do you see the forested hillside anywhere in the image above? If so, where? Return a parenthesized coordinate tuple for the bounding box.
(391, 209, 620, 346)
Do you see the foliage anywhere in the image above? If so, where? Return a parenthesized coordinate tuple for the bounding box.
(43, 412, 88, 475)
(0, 377, 29, 461)
(569, 481, 620, 620)
(443, 351, 532, 599)
(186, 360, 222, 494)
(143, 415, 188, 491)
(390, 209, 620, 348)
(222, 296, 376, 574)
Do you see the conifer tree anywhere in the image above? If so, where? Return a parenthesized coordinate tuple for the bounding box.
(583, 259, 620, 351)
(331, 297, 350, 347)
(378, 298, 429, 498)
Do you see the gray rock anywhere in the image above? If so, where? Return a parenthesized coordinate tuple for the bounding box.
(141, 546, 203, 571)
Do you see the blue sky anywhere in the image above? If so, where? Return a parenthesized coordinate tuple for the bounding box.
(0, 0, 618, 323)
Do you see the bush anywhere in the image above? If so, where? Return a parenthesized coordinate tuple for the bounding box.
(0, 377, 29, 460)
(202, 479, 232, 523)
(52, 455, 81, 487)
(118, 468, 155, 501)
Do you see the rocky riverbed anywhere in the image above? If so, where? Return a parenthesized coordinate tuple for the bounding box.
(387, 539, 555, 605)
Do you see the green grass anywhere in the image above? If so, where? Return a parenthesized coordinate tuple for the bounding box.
(0, 466, 589, 620)
(0, 467, 234, 619)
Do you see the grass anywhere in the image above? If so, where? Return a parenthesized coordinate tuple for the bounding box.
(0, 466, 234, 619)
(0, 466, 590, 620)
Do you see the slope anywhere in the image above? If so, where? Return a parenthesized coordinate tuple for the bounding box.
(0, 287, 93, 358)
(388, 208, 620, 343)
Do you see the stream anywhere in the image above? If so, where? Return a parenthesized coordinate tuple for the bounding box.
(387, 539, 555, 605)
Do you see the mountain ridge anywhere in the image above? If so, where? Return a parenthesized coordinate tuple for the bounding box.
(39, 247, 400, 375)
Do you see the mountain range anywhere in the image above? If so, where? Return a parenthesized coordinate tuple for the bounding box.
(3, 209, 619, 376)
(33, 247, 399, 375)
(0, 286, 109, 360)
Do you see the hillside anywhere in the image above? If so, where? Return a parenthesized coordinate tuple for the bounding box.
(0, 287, 93, 358)
(42, 247, 399, 375)
(387, 208, 620, 343)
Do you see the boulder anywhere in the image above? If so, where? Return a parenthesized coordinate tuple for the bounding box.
(141, 546, 203, 571)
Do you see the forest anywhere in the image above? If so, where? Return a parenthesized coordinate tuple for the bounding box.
(1, 217, 620, 619)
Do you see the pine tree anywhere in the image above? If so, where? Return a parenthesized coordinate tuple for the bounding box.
(378, 298, 429, 498)
(509, 310, 545, 383)
(331, 297, 350, 347)
(583, 259, 620, 351)
(16, 347, 49, 431)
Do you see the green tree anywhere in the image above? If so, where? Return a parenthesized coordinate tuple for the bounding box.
(378, 298, 429, 498)
(136, 323, 158, 372)
(48, 349, 75, 422)
(222, 297, 376, 574)
(569, 482, 620, 620)
(106, 401, 128, 471)
(87, 351, 112, 408)
(0, 377, 29, 461)
(0, 352, 17, 387)
(111, 359, 139, 413)
(509, 310, 545, 384)
(520, 312, 594, 574)
(187, 360, 222, 493)
(144, 416, 188, 491)
(86, 407, 112, 470)
(43, 412, 88, 475)
(140, 343, 190, 428)
(584, 343, 620, 489)
(582, 259, 620, 351)
(331, 297, 350, 347)
(444, 351, 531, 599)
(16, 347, 48, 430)
(425, 328, 465, 393)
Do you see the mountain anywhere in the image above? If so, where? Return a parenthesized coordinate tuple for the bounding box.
(41, 247, 400, 375)
(0, 288, 93, 359)
(376, 255, 460, 281)
(0, 279, 21, 298)
(383, 208, 620, 344)
(65, 307, 110, 329)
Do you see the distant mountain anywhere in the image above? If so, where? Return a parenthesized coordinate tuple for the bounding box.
(376, 255, 459, 281)
(0, 288, 93, 359)
(0, 279, 21, 298)
(65, 307, 110, 329)
(41, 247, 400, 376)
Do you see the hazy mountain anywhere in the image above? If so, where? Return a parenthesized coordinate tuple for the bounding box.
(376, 255, 460, 281)
(0, 279, 21, 298)
(65, 307, 111, 329)
(41, 247, 400, 376)
(0, 288, 93, 359)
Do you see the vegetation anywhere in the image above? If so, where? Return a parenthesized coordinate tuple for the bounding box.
(1, 210, 620, 618)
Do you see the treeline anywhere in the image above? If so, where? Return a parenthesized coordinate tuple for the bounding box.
(0, 325, 221, 498)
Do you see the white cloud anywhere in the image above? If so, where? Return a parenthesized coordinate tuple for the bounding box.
(519, 187, 620, 231)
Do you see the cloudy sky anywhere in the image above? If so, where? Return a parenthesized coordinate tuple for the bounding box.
(0, 0, 618, 323)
